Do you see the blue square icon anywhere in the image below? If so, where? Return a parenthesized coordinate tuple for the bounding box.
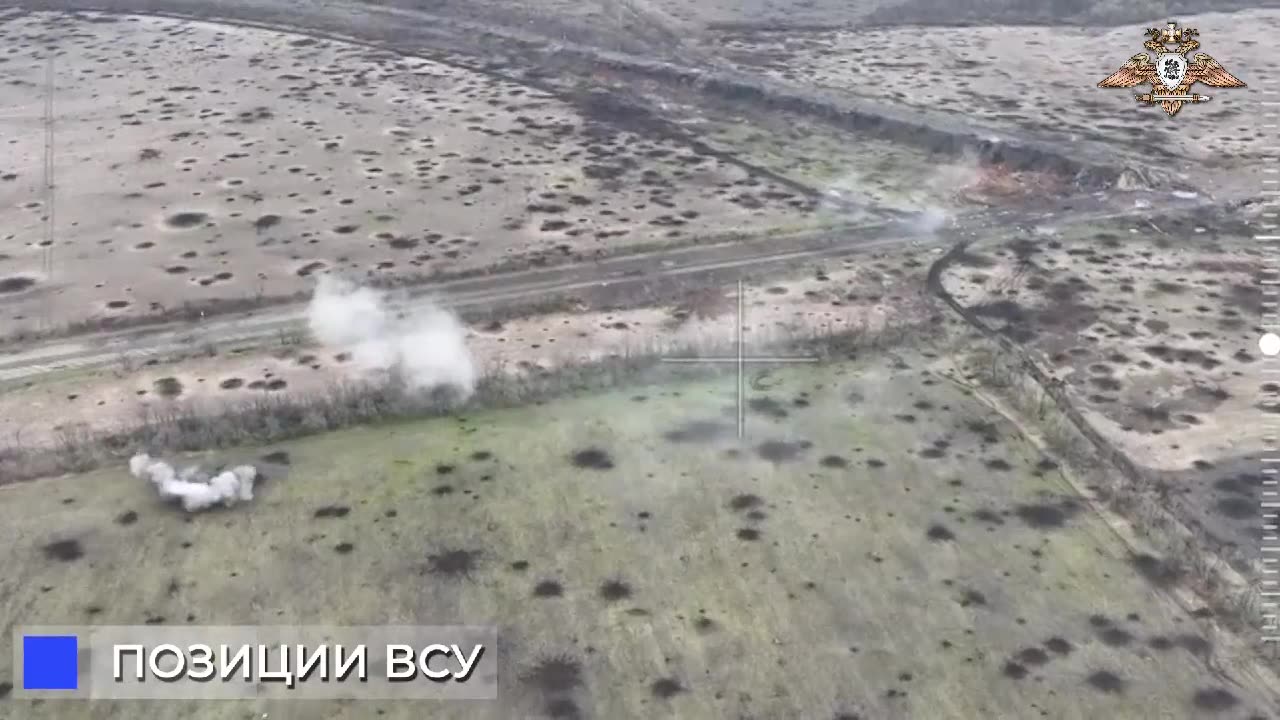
(22, 635, 79, 690)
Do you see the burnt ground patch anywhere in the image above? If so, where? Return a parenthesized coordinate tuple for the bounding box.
(545, 698, 580, 719)
(153, 377, 184, 398)
(1002, 661, 1028, 679)
(926, 523, 955, 541)
(650, 677, 685, 698)
(984, 458, 1012, 471)
(1162, 458, 1268, 568)
(1013, 498, 1080, 529)
(1043, 637, 1073, 655)
(165, 211, 208, 229)
(1085, 670, 1125, 693)
(1191, 687, 1239, 712)
(748, 396, 790, 419)
(954, 249, 997, 268)
(533, 580, 564, 598)
(571, 448, 614, 470)
(972, 508, 1004, 525)
(663, 420, 731, 443)
(1096, 626, 1133, 647)
(1175, 634, 1211, 655)
(729, 493, 764, 511)
(0, 275, 37, 293)
(756, 439, 809, 463)
(1128, 552, 1183, 587)
(1015, 647, 1050, 666)
(42, 538, 84, 561)
(523, 654, 583, 694)
(970, 287, 1100, 342)
(426, 548, 481, 578)
(598, 578, 632, 602)
(261, 450, 291, 465)
(253, 214, 282, 230)
(820, 454, 849, 468)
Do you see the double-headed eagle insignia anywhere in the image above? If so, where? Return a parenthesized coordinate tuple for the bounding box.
(1098, 21, 1245, 117)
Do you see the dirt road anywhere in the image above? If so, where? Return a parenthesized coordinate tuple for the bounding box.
(0, 190, 1215, 383)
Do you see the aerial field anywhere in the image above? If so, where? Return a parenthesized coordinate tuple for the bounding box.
(0, 11, 830, 334)
(940, 210, 1266, 575)
(1, 357, 1273, 719)
(714, 10, 1279, 176)
(0, 2, 1275, 718)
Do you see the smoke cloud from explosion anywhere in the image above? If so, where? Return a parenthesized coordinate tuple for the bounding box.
(130, 453, 257, 513)
(820, 148, 996, 238)
(307, 276, 476, 399)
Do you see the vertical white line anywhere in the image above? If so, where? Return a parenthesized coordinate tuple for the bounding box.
(43, 53, 54, 330)
(737, 279, 745, 439)
(1264, 64, 1279, 646)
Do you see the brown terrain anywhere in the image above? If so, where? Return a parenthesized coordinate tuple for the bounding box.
(0, 2, 1276, 718)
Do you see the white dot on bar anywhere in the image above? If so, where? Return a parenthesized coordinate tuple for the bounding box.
(1262, 333, 1280, 357)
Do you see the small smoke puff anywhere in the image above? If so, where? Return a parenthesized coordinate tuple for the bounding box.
(130, 453, 259, 514)
(170, 479, 222, 512)
(230, 465, 258, 502)
(142, 457, 175, 488)
(394, 309, 475, 393)
(209, 472, 240, 505)
(129, 453, 151, 479)
(908, 206, 951, 235)
(307, 276, 476, 399)
(308, 276, 388, 347)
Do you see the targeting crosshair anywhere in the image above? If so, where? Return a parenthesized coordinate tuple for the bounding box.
(660, 279, 819, 438)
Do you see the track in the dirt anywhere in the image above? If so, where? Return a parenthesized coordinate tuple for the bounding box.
(0, 4, 1228, 383)
(0, 191, 1214, 383)
(1, 0, 1133, 181)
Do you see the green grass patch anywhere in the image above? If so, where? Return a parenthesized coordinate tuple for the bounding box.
(0, 357, 1266, 718)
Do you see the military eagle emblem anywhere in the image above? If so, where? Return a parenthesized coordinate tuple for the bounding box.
(1098, 21, 1245, 117)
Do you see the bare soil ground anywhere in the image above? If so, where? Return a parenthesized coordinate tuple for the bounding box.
(3, 358, 1276, 719)
(939, 210, 1267, 572)
(0, 1, 1274, 716)
(0, 11, 860, 335)
(714, 11, 1278, 178)
(378, 0, 1269, 49)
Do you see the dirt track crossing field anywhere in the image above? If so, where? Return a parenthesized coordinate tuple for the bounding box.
(0, 11, 821, 333)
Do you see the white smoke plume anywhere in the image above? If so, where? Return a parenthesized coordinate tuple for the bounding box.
(307, 275, 476, 399)
(897, 149, 989, 237)
(129, 452, 257, 513)
(817, 153, 972, 238)
(904, 205, 951, 236)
